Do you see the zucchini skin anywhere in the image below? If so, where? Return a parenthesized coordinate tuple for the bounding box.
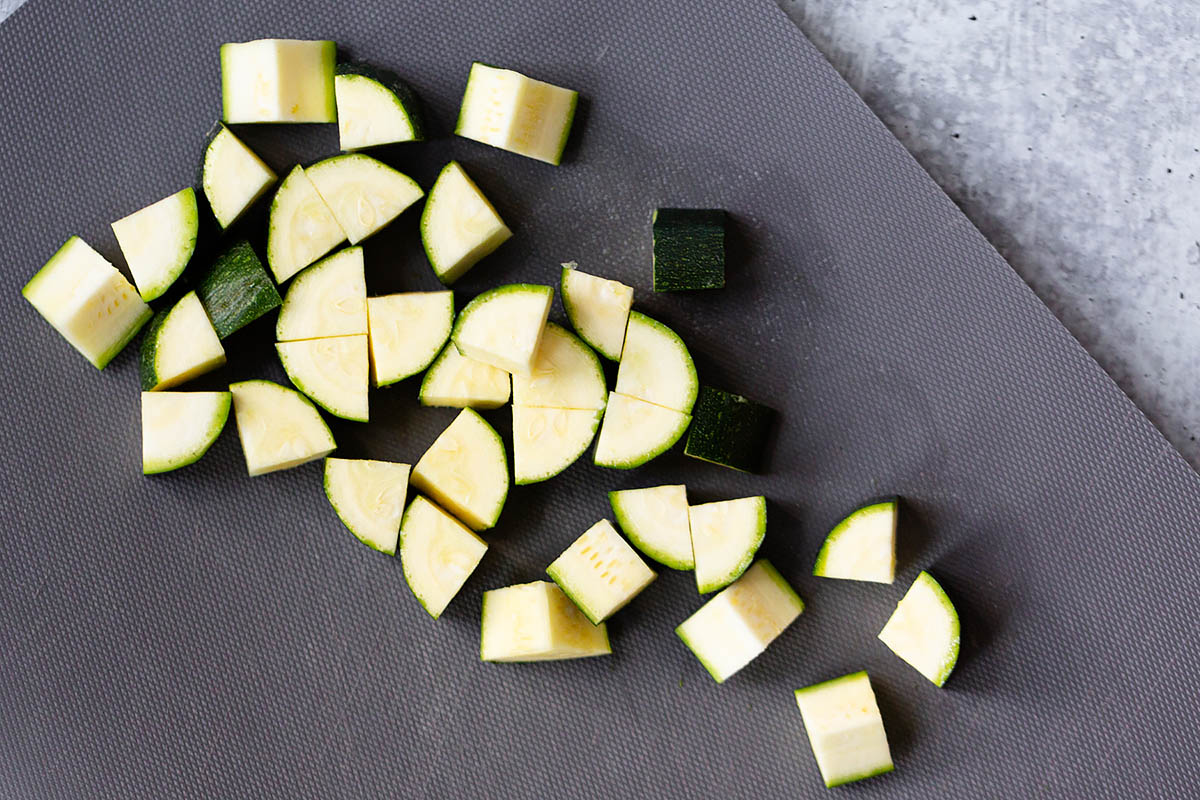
(652, 208, 726, 291)
(138, 306, 172, 390)
(684, 385, 776, 472)
(195, 240, 281, 339)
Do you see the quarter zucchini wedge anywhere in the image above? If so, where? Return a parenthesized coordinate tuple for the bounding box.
(335, 62, 425, 150)
(400, 495, 489, 619)
(511, 322, 607, 411)
(275, 246, 367, 341)
(220, 39, 337, 123)
(228, 379, 336, 476)
(22, 236, 152, 369)
(675, 559, 803, 683)
(560, 265, 633, 361)
(141, 391, 231, 475)
(609, 485, 693, 570)
(366, 291, 454, 387)
(307, 154, 423, 244)
(512, 406, 602, 485)
(614, 312, 698, 414)
(140, 291, 226, 391)
(652, 208, 727, 291)
(276, 334, 369, 422)
(684, 386, 776, 473)
(794, 672, 894, 788)
(546, 519, 656, 624)
(420, 161, 512, 285)
(690, 496, 767, 594)
(111, 187, 198, 301)
(813, 498, 898, 584)
(194, 240, 281, 339)
(267, 165, 348, 283)
(323, 457, 410, 555)
(456, 63, 578, 165)
(593, 392, 691, 469)
(201, 123, 277, 229)
(480, 581, 611, 662)
(410, 408, 508, 531)
(451, 283, 553, 375)
(418, 343, 511, 408)
(877, 571, 960, 686)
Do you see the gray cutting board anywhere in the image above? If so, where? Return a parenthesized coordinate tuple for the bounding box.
(1, 1, 1197, 797)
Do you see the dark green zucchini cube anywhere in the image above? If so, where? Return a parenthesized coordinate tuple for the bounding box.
(652, 208, 726, 291)
(195, 240, 282, 339)
(685, 386, 776, 472)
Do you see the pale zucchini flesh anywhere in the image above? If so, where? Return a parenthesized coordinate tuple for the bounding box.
(560, 265, 633, 361)
(511, 322, 606, 411)
(276, 334, 369, 422)
(410, 408, 508, 531)
(455, 63, 578, 165)
(451, 283, 553, 375)
(335, 67, 423, 150)
(220, 39, 337, 123)
(690, 496, 767, 594)
(267, 165, 348, 283)
(140, 291, 227, 391)
(323, 458, 410, 555)
(141, 391, 231, 475)
(275, 246, 367, 341)
(615, 312, 698, 414)
(307, 154, 423, 244)
(546, 519, 656, 624)
(201, 124, 278, 229)
(419, 343, 511, 409)
(366, 291, 454, 387)
(111, 187, 198, 301)
(794, 672, 894, 788)
(400, 495, 488, 619)
(480, 581, 611, 662)
(512, 406, 602, 485)
(877, 571, 960, 686)
(609, 485, 694, 570)
(813, 499, 898, 584)
(592, 392, 691, 469)
(420, 161, 511, 284)
(229, 379, 336, 476)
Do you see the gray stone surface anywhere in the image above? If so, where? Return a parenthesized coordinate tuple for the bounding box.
(2, 0, 1196, 465)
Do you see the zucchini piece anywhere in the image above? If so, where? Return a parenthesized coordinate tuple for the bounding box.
(22, 236, 152, 369)
(307, 154, 423, 244)
(267, 165, 348, 283)
(220, 39, 337, 123)
(511, 322, 606, 411)
(110, 187, 198, 301)
(455, 63, 578, 165)
(335, 63, 425, 150)
(794, 672, 894, 788)
(139, 291, 226, 391)
(690, 496, 766, 594)
(480, 581, 611, 662)
(323, 457, 410, 555)
(512, 406, 602, 485)
(418, 343, 510, 409)
(228, 379, 336, 476)
(420, 161, 512, 285)
(675, 559, 803, 683)
(400, 495, 488, 619)
(592, 392, 691, 469)
(813, 498, 898, 584)
(877, 571, 960, 686)
(546, 519, 656, 624)
(560, 264, 633, 361)
(275, 247, 367, 341)
(367, 291, 454, 387)
(200, 123, 277, 229)
(276, 334, 369, 422)
(194, 240, 281, 339)
(684, 386, 776, 473)
(609, 485, 693, 570)
(410, 408, 508, 531)
(451, 283, 553, 375)
(141, 391, 231, 475)
(614, 312, 698, 414)
(652, 208, 726, 291)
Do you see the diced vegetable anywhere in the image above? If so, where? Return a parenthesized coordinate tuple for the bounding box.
(675, 560, 803, 683)
(266, 165, 348, 283)
(141, 391, 231, 475)
(684, 386, 776, 472)
(511, 322, 606, 411)
(480, 581, 610, 662)
(194, 240, 281, 339)
(456, 62, 578, 165)
(652, 208, 726, 291)
(220, 39, 337, 123)
(276, 334, 369, 422)
(306, 153, 423, 244)
(609, 485, 694, 570)
(794, 672, 894, 788)
(877, 571, 960, 686)
(139, 291, 226, 391)
(275, 246, 367, 341)
(367, 291, 454, 387)
(560, 264, 633, 361)
(689, 496, 766, 594)
(593, 392, 691, 469)
(813, 498, 898, 584)
(335, 62, 425, 150)
(420, 161, 511, 285)
(110, 187, 198, 301)
(400, 495, 488, 619)
(614, 312, 698, 414)
(201, 123, 277, 229)
(450, 283, 553, 375)
(323, 458, 410, 555)
(418, 343, 511, 409)
(546, 520, 656, 624)
(512, 406, 602, 484)
(410, 408, 508, 531)
(21, 236, 151, 369)
(228, 379, 336, 476)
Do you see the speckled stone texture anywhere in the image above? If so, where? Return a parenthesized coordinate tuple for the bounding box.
(781, 0, 1200, 465)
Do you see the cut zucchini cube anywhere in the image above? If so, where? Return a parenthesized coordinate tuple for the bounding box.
(690, 496, 767, 594)
(276, 246, 367, 341)
(195, 240, 281, 339)
(456, 63, 578, 165)
(652, 208, 726, 291)
(513, 406, 602, 485)
(400, 495, 488, 619)
(813, 498, 898, 584)
(220, 39, 337, 124)
(419, 343, 511, 409)
(229, 380, 336, 476)
(140, 292, 226, 391)
(324, 458, 410, 555)
(512, 322, 607, 411)
(614, 312, 698, 414)
(267, 166, 348, 283)
(480, 581, 611, 662)
(367, 291, 454, 387)
(794, 672, 894, 788)
(878, 571, 960, 686)
(547, 520, 656, 624)
(420, 162, 512, 285)
(22, 236, 152, 369)
(110, 187, 198, 302)
(201, 124, 277, 229)
(410, 408, 508, 531)
(560, 264, 633, 361)
(277, 334, 369, 422)
(609, 485, 694, 571)
(307, 154, 423, 245)
(684, 386, 776, 473)
(593, 392, 691, 469)
(335, 63, 425, 150)
(675, 560, 803, 683)
(141, 391, 231, 475)
(451, 283, 553, 375)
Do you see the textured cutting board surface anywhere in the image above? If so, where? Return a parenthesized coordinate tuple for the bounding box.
(1, 1, 1198, 797)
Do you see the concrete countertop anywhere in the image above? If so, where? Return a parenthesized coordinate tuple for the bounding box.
(3, 0, 1197, 465)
